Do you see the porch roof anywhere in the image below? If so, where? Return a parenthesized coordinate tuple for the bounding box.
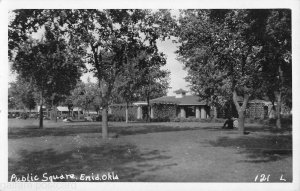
(150, 95, 207, 105)
(57, 106, 69, 112)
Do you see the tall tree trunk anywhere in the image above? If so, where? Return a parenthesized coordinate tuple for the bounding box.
(39, 91, 43, 129)
(125, 102, 129, 123)
(100, 79, 110, 139)
(238, 110, 245, 133)
(210, 96, 217, 119)
(54, 106, 57, 122)
(211, 105, 217, 122)
(233, 90, 250, 135)
(275, 91, 282, 129)
(147, 96, 150, 122)
(51, 99, 57, 122)
(214, 106, 218, 119)
(102, 106, 108, 139)
(211, 105, 217, 119)
(275, 63, 283, 129)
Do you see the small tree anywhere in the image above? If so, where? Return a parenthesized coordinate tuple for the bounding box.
(70, 81, 101, 118)
(9, 76, 36, 113)
(115, 49, 170, 123)
(115, 61, 140, 123)
(137, 58, 170, 121)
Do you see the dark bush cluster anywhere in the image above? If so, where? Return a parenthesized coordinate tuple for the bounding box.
(20, 112, 29, 119)
(92, 114, 136, 122)
(151, 116, 171, 122)
(171, 117, 226, 123)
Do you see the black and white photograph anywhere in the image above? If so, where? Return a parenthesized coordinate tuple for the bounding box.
(1, 0, 299, 190)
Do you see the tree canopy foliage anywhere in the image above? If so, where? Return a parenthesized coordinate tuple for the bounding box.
(176, 9, 291, 132)
(10, 22, 84, 128)
(9, 9, 173, 137)
(70, 80, 102, 114)
(8, 76, 36, 112)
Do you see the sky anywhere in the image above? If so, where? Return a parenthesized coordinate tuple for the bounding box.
(157, 39, 190, 96)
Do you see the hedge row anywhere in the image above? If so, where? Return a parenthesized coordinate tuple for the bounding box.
(109, 105, 138, 121)
(92, 114, 292, 126)
(171, 117, 226, 123)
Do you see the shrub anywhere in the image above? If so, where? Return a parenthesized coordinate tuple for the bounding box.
(170, 117, 226, 123)
(108, 114, 125, 122)
(171, 117, 181, 122)
(93, 115, 102, 122)
(136, 118, 148, 122)
(20, 112, 29, 119)
(151, 116, 171, 122)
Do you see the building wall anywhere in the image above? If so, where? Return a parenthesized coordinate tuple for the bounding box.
(217, 102, 269, 119)
(111, 101, 273, 121)
(246, 103, 267, 119)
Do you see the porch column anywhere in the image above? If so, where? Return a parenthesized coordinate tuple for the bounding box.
(150, 106, 154, 118)
(196, 106, 200, 119)
(137, 106, 142, 119)
(180, 107, 186, 118)
(201, 106, 206, 119)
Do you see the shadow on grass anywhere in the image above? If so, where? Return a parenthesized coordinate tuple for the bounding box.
(9, 121, 291, 139)
(201, 125, 292, 134)
(8, 125, 198, 139)
(208, 134, 292, 163)
(8, 143, 174, 182)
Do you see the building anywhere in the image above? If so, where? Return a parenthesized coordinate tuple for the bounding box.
(148, 89, 210, 119)
(109, 88, 275, 121)
(109, 89, 210, 121)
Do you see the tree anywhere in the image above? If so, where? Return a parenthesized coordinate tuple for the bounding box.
(114, 58, 140, 123)
(10, 25, 84, 128)
(8, 76, 36, 113)
(116, 50, 170, 123)
(9, 9, 174, 138)
(65, 98, 74, 117)
(136, 58, 170, 122)
(70, 81, 101, 118)
(177, 10, 266, 134)
(182, 47, 230, 119)
(245, 10, 291, 129)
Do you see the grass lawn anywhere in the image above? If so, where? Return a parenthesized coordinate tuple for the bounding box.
(8, 119, 292, 182)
